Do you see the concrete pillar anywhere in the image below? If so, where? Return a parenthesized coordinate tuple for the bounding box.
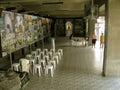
(103, 0, 120, 76)
(85, 19, 88, 37)
(0, 8, 3, 57)
(88, 19, 96, 45)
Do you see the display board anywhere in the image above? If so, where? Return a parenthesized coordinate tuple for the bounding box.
(0, 11, 51, 57)
(38, 17, 43, 39)
(24, 14, 34, 44)
(32, 16, 39, 41)
(24, 15, 41, 44)
(41, 18, 47, 35)
(14, 13, 25, 50)
(46, 18, 51, 32)
(1, 11, 16, 56)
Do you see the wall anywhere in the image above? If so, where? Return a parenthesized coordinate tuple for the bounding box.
(54, 18, 86, 37)
(104, 0, 120, 76)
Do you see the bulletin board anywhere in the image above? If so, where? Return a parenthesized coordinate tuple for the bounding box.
(0, 11, 51, 57)
(1, 11, 16, 56)
(14, 13, 25, 50)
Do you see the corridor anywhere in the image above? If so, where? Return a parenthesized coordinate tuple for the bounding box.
(24, 37, 120, 90)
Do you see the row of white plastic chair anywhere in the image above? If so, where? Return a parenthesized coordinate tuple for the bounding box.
(12, 48, 63, 77)
(28, 48, 63, 77)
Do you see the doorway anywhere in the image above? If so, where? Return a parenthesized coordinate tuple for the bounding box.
(95, 16, 105, 48)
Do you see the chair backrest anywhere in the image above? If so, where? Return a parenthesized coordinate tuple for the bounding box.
(44, 55, 49, 61)
(20, 58, 30, 73)
(26, 54, 32, 60)
(36, 48, 41, 55)
(31, 51, 37, 58)
(36, 55, 41, 63)
(50, 49, 55, 54)
(43, 49, 48, 55)
(40, 51, 44, 58)
(48, 52, 53, 57)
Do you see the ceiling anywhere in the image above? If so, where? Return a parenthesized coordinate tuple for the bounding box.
(0, 0, 105, 18)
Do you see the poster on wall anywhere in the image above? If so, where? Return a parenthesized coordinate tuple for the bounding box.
(24, 14, 33, 44)
(41, 18, 47, 35)
(0, 12, 6, 56)
(38, 17, 43, 39)
(14, 13, 25, 50)
(46, 18, 51, 32)
(32, 16, 39, 41)
(1, 11, 16, 56)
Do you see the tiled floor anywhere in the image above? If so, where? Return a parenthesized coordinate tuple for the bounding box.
(23, 37, 120, 90)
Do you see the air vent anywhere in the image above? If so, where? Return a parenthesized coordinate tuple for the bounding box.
(42, 2, 63, 5)
(6, 7, 16, 11)
(17, 9, 26, 13)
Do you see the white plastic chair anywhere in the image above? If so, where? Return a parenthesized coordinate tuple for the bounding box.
(47, 52, 53, 59)
(34, 64, 42, 77)
(54, 52, 61, 60)
(43, 49, 48, 55)
(44, 55, 50, 64)
(29, 59, 35, 73)
(45, 65, 54, 77)
(48, 60, 56, 70)
(12, 63, 20, 71)
(35, 55, 41, 64)
(52, 55, 59, 64)
(40, 51, 44, 59)
(36, 48, 41, 55)
(50, 49, 55, 54)
(26, 54, 32, 60)
(39, 59, 46, 69)
(31, 51, 37, 59)
(57, 49, 63, 56)
(19, 58, 30, 73)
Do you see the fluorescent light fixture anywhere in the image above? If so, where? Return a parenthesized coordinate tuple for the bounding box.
(42, 2, 63, 5)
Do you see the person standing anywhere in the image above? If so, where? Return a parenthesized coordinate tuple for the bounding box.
(100, 33, 104, 48)
(92, 33, 97, 48)
(69, 33, 73, 46)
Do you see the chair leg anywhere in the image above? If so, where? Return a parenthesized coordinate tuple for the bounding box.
(38, 68, 41, 77)
(51, 69, 54, 77)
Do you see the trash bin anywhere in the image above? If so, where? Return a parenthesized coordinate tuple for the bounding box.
(51, 38, 55, 50)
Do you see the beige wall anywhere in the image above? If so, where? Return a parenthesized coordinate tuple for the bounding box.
(104, 0, 120, 76)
